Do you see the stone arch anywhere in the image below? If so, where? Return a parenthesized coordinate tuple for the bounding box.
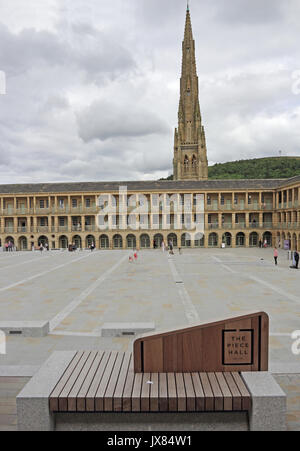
(99, 234, 109, 249)
(184, 155, 189, 171)
(113, 234, 123, 249)
(140, 234, 150, 249)
(5, 236, 15, 245)
(250, 232, 259, 247)
(18, 236, 28, 251)
(181, 233, 191, 248)
(167, 233, 178, 248)
(59, 235, 68, 249)
(194, 232, 204, 247)
(126, 234, 136, 249)
(86, 235, 95, 248)
(154, 234, 164, 248)
(38, 236, 48, 246)
(222, 232, 232, 247)
(208, 233, 218, 247)
(263, 231, 272, 247)
(72, 235, 82, 249)
(236, 232, 245, 247)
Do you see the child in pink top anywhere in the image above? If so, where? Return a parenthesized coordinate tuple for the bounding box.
(274, 248, 278, 266)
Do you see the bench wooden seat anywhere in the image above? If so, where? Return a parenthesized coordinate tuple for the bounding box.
(49, 351, 251, 414)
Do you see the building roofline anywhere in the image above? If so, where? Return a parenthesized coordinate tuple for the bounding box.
(0, 177, 295, 195)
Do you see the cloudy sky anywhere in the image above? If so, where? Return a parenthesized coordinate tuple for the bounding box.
(0, 0, 300, 184)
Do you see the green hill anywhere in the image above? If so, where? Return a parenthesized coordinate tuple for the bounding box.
(161, 157, 300, 180)
(208, 157, 300, 179)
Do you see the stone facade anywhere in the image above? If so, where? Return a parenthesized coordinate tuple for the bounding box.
(0, 178, 299, 251)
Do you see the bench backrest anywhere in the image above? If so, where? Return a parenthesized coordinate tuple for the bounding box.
(133, 312, 269, 373)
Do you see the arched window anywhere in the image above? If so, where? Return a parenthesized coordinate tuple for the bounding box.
(86, 235, 95, 249)
(250, 232, 259, 247)
(59, 236, 68, 249)
(222, 232, 232, 247)
(100, 235, 109, 249)
(38, 236, 48, 246)
(208, 233, 218, 247)
(181, 233, 191, 248)
(184, 155, 189, 171)
(140, 234, 150, 249)
(194, 232, 204, 247)
(126, 234, 136, 249)
(72, 235, 82, 249)
(18, 236, 28, 251)
(167, 233, 178, 248)
(113, 235, 123, 249)
(236, 232, 245, 247)
(154, 234, 164, 248)
(263, 232, 272, 247)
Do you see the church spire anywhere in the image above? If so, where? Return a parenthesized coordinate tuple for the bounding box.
(173, 4, 208, 181)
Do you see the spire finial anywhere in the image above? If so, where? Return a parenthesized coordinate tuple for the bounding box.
(187, 0, 190, 12)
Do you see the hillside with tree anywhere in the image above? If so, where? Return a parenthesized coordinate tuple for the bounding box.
(161, 157, 300, 180)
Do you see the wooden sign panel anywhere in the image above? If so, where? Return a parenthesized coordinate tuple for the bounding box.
(133, 312, 268, 373)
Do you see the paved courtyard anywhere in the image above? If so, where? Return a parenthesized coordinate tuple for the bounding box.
(0, 247, 299, 369)
(0, 247, 299, 430)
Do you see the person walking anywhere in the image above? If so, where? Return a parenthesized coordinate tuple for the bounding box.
(274, 247, 278, 266)
(294, 251, 299, 269)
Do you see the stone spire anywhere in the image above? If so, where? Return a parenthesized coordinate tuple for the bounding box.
(173, 5, 208, 181)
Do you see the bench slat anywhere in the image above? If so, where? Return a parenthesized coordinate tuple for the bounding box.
(122, 362, 135, 412)
(95, 352, 118, 411)
(167, 373, 177, 412)
(49, 351, 83, 412)
(223, 372, 242, 410)
(86, 351, 111, 412)
(191, 372, 205, 411)
(183, 373, 195, 412)
(208, 373, 224, 411)
(175, 373, 186, 412)
(150, 373, 159, 412)
(113, 353, 132, 412)
(199, 372, 214, 411)
(159, 373, 168, 412)
(76, 351, 105, 412)
(104, 352, 125, 412)
(68, 351, 98, 412)
(58, 352, 91, 412)
(132, 373, 143, 412)
(141, 373, 151, 412)
(231, 372, 251, 411)
(215, 372, 233, 411)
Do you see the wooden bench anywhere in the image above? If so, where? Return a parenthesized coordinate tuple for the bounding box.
(49, 351, 251, 414)
(17, 312, 286, 431)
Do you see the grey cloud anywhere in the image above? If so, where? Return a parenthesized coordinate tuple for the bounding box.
(0, 0, 299, 184)
(77, 100, 170, 142)
(0, 22, 135, 81)
(214, 0, 288, 25)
